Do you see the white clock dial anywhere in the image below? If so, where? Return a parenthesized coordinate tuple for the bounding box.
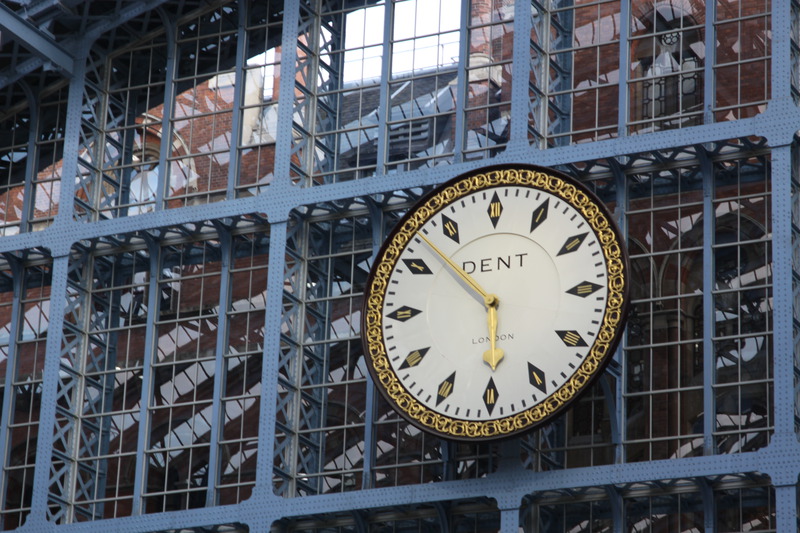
(363, 166, 628, 441)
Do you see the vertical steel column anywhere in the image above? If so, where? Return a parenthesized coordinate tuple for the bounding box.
(58, 248, 93, 523)
(699, 147, 715, 456)
(617, 0, 630, 136)
(27, 252, 70, 524)
(117, 101, 140, 217)
(767, 144, 798, 531)
(273, 0, 301, 188)
(767, 0, 800, 521)
(451, 0, 470, 162)
(292, 219, 323, 494)
(19, 81, 37, 234)
(154, 7, 177, 210)
(265, 0, 304, 477)
(547, 0, 574, 144)
(293, 0, 324, 186)
(769, 144, 794, 438)
(225, 3, 248, 199)
(702, 1, 715, 125)
(360, 199, 384, 490)
(612, 159, 627, 464)
(254, 221, 287, 492)
(28, 37, 85, 522)
(373, 0, 393, 176)
(130, 237, 161, 514)
(698, 477, 714, 533)
(206, 227, 233, 506)
(509, 0, 533, 149)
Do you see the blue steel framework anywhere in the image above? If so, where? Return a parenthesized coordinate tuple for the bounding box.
(0, 0, 793, 531)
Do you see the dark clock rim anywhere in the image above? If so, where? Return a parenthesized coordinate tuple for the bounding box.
(360, 163, 631, 442)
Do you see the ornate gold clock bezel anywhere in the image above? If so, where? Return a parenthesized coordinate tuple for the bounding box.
(362, 164, 629, 441)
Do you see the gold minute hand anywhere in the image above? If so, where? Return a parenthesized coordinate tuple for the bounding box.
(417, 232, 505, 370)
(417, 233, 490, 301)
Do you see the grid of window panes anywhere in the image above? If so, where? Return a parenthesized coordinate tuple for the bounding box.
(275, 200, 498, 497)
(524, 474, 774, 533)
(1, 0, 777, 220)
(463, 0, 514, 160)
(0, 107, 29, 235)
(144, 236, 225, 512)
(98, 36, 170, 217)
(275, 209, 374, 495)
(714, 0, 771, 121)
(308, 0, 387, 183)
(628, 0, 705, 133)
(624, 146, 772, 461)
(385, 0, 461, 172)
(237, 4, 281, 196)
(29, 88, 67, 229)
(528, 0, 547, 144)
(625, 161, 706, 462)
(218, 231, 269, 503)
(546, 0, 621, 144)
(711, 153, 772, 453)
(0, 258, 51, 529)
(53, 245, 151, 520)
(167, 7, 239, 206)
(43, 223, 267, 520)
(523, 378, 616, 471)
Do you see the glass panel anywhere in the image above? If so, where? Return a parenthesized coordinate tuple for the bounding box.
(714, 0, 771, 121)
(628, 0, 705, 133)
(463, 0, 514, 160)
(386, 0, 460, 171)
(166, 7, 239, 207)
(2, 262, 51, 528)
(545, 0, 621, 145)
(0, 109, 29, 235)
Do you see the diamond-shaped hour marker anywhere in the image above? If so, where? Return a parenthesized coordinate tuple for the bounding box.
(557, 232, 588, 256)
(483, 377, 499, 415)
(402, 258, 433, 275)
(441, 215, 460, 243)
(530, 199, 549, 232)
(528, 362, 547, 394)
(566, 281, 603, 298)
(556, 330, 588, 347)
(386, 306, 422, 322)
(436, 372, 456, 406)
(487, 192, 503, 228)
(399, 347, 430, 369)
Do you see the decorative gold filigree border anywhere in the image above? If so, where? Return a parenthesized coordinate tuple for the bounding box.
(363, 167, 627, 440)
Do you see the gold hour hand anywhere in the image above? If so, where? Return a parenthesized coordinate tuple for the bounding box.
(483, 296, 504, 370)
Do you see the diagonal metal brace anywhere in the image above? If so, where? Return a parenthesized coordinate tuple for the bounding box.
(0, 3, 74, 74)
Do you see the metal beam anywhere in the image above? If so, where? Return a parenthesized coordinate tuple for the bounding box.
(0, 3, 74, 74)
(0, 0, 173, 89)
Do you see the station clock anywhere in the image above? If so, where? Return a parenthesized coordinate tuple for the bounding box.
(362, 164, 629, 441)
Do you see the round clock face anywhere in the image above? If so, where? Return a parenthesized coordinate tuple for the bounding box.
(362, 165, 628, 441)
